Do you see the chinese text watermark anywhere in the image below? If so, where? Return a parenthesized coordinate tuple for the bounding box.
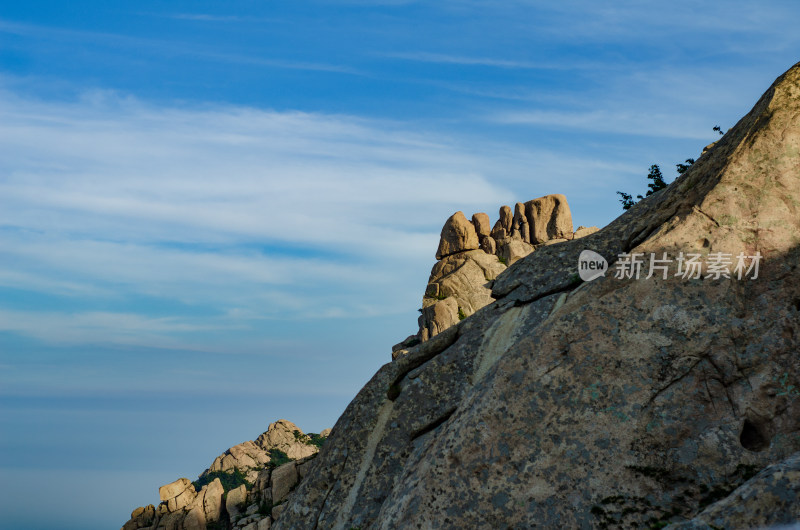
(578, 251, 761, 282)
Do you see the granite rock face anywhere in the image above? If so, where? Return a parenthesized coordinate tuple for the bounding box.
(274, 62, 800, 529)
(667, 451, 800, 529)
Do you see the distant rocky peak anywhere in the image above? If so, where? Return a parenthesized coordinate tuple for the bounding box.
(122, 419, 330, 530)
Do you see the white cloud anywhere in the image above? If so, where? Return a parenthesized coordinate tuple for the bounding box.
(0, 84, 530, 345)
(378, 52, 567, 70)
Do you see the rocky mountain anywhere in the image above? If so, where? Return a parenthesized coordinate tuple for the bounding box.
(124, 61, 800, 529)
(123, 420, 330, 530)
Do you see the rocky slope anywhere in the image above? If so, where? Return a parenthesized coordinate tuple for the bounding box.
(270, 62, 800, 528)
(123, 420, 330, 530)
(123, 61, 800, 529)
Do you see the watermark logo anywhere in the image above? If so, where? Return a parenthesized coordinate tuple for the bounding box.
(578, 250, 608, 282)
(578, 250, 762, 281)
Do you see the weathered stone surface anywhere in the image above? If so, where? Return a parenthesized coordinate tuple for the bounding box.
(155, 510, 183, 530)
(524, 193, 573, 243)
(296, 458, 314, 480)
(226, 484, 248, 521)
(667, 451, 800, 529)
(255, 419, 318, 460)
(538, 237, 568, 246)
(202, 478, 224, 523)
(257, 517, 272, 530)
(271, 461, 299, 504)
(496, 237, 534, 264)
(123, 504, 155, 530)
(271, 504, 285, 520)
(573, 225, 599, 239)
(158, 478, 192, 503)
(511, 202, 529, 242)
(489, 222, 506, 240)
(273, 62, 800, 530)
(471, 212, 491, 240)
(390, 334, 419, 353)
(182, 504, 205, 530)
(435, 211, 480, 260)
(479, 235, 496, 255)
(498, 204, 512, 232)
(418, 250, 506, 340)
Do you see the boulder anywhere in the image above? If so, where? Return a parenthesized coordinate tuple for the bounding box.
(226, 484, 248, 521)
(122, 504, 156, 530)
(573, 225, 599, 239)
(202, 478, 224, 523)
(419, 296, 459, 341)
(471, 212, 491, 240)
(497, 237, 535, 264)
(489, 222, 507, 240)
(511, 202, 529, 242)
(498, 205, 513, 232)
(271, 461, 299, 504)
(435, 211, 480, 260)
(418, 250, 506, 340)
(257, 517, 272, 529)
(182, 505, 206, 530)
(524, 193, 573, 243)
(155, 510, 183, 530)
(480, 236, 496, 255)
(158, 478, 193, 503)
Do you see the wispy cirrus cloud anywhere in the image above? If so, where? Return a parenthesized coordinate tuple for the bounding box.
(378, 51, 564, 70)
(0, 82, 520, 347)
(0, 17, 357, 75)
(164, 13, 250, 22)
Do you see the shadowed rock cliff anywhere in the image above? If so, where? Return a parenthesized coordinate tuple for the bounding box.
(270, 61, 800, 529)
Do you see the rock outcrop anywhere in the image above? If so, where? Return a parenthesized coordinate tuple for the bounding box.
(123, 420, 329, 530)
(271, 62, 800, 528)
(411, 194, 597, 346)
(124, 478, 224, 530)
(434, 211, 480, 259)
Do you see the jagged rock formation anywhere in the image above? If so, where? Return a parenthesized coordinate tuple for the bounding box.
(123, 420, 329, 530)
(271, 62, 800, 528)
(411, 196, 597, 346)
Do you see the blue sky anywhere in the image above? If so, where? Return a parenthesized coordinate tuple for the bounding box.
(1, 1, 799, 528)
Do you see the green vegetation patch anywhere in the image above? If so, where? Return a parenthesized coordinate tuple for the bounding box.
(267, 448, 291, 468)
(305, 432, 327, 448)
(193, 468, 251, 493)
